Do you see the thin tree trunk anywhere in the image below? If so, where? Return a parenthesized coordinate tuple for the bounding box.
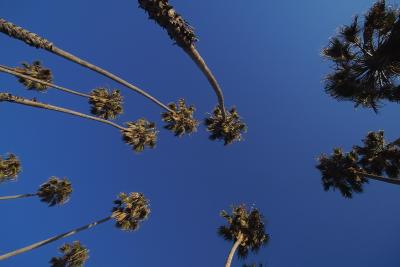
(0, 65, 91, 98)
(0, 18, 174, 113)
(0, 193, 36, 200)
(184, 45, 226, 118)
(355, 171, 400, 185)
(225, 234, 244, 267)
(0, 93, 126, 131)
(0, 216, 112, 261)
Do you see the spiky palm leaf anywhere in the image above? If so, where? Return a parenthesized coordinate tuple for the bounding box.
(162, 99, 198, 136)
(36, 177, 72, 206)
(89, 88, 123, 120)
(15, 61, 52, 91)
(50, 241, 89, 267)
(0, 153, 21, 183)
(121, 119, 158, 152)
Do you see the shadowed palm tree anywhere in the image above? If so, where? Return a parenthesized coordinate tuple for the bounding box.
(0, 192, 150, 261)
(0, 17, 174, 114)
(218, 205, 269, 267)
(0, 153, 21, 184)
(137, 0, 246, 143)
(0, 92, 157, 153)
(0, 63, 124, 120)
(323, 0, 400, 111)
(317, 131, 400, 198)
(161, 99, 198, 136)
(0, 177, 72, 206)
(50, 241, 89, 267)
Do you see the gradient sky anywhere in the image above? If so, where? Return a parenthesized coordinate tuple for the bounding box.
(1, 0, 400, 266)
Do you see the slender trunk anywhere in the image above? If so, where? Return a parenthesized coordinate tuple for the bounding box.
(0, 18, 173, 113)
(225, 234, 243, 267)
(355, 171, 400, 185)
(0, 65, 91, 98)
(0, 216, 112, 261)
(0, 93, 126, 131)
(184, 45, 226, 118)
(0, 193, 36, 200)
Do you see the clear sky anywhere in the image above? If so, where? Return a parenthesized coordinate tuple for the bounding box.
(1, 0, 400, 266)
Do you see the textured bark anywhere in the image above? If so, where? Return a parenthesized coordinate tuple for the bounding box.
(0, 193, 36, 200)
(225, 234, 244, 267)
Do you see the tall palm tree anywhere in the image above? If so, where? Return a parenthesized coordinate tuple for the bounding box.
(0, 177, 72, 206)
(0, 153, 21, 184)
(323, 0, 400, 111)
(50, 241, 89, 267)
(218, 205, 269, 267)
(0, 192, 150, 261)
(317, 131, 400, 198)
(0, 18, 174, 114)
(137, 0, 246, 144)
(0, 93, 157, 153)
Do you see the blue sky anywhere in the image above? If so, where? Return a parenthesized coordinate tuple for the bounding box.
(1, 0, 400, 266)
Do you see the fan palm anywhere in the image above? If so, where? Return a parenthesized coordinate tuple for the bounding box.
(137, 0, 246, 143)
(323, 0, 400, 111)
(0, 192, 150, 261)
(218, 205, 269, 267)
(0, 177, 72, 206)
(50, 241, 89, 267)
(0, 153, 21, 184)
(317, 131, 400, 198)
(0, 92, 157, 153)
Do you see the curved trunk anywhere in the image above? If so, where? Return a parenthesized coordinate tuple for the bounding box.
(0, 216, 112, 261)
(356, 171, 400, 185)
(0, 65, 91, 98)
(225, 235, 243, 267)
(184, 45, 226, 118)
(0, 93, 126, 131)
(0, 193, 36, 200)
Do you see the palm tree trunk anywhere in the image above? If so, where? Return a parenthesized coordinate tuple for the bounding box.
(0, 193, 36, 200)
(0, 18, 174, 113)
(225, 234, 243, 267)
(0, 65, 91, 98)
(355, 171, 400, 185)
(0, 216, 112, 261)
(0, 93, 126, 131)
(184, 45, 226, 118)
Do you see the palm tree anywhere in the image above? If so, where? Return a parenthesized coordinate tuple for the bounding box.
(316, 131, 400, 198)
(0, 153, 21, 184)
(322, 0, 400, 111)
(0, 18, 174, 114)
(218, 205, 269, 267)
(50, 241, 89, 267)
(0, 192, 150, 261)
(0, 177, 72, 206)
(0, 92, 157, 153)
(137, 0, 246, 144)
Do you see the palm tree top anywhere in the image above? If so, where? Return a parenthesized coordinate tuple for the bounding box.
(205, 106, 247, 145)
(323, 0, 400, 111)
(162, 99, 198, 137)
(49, 241, 89, 267)
(137, 0, 198, 48)
(36, 177, 73, 206)
(89, 87, 124, 120)
(0, 153, 21, 183)
(121, 119, 158, 153)
(14, 61, 53, 91)
(112, 192, 150, 231)
(218, 205, 269, 259)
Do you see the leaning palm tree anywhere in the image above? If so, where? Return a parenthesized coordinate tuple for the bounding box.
(137, 0, 246, 144)
(0, 92, 157, 153)
(50, 241, 89, 267)
(323, 0, 400, 111)
(0, 192, 150, 261)
(218, 205, 269, 267)
(317, 131, 400, 198)
(0, 153, 21, 184)
(0, 177, 72, 206)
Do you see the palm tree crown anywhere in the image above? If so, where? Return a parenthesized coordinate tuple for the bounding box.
(323, 0, 400, 111)
(112, 192, 150, 231)
(49, 241, 89, 267)
(121, 119, 158, 152)
(15, 61, 53, 91)
(162, 99, 198, 136)
(219, 205, 269, 259)
(0, 153, 21, 183)
(317, 131, 400, 198)
(36, 177, 73, 206)
(89, 88, 124, 120)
